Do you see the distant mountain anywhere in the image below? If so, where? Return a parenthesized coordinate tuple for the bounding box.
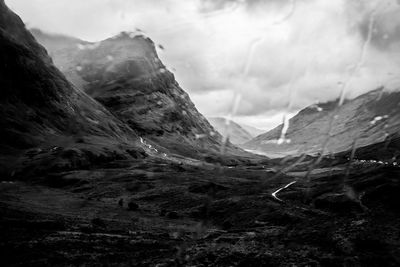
(208, 117, 253, 145)
(31, 29, 243, 158)
(0, 2, 145, 175)
(240, 124, 265, 138)
(244, 88, 400, 157)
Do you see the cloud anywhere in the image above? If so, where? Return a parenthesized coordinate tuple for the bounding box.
(360, 8, 400, 51)
(199, 0, 293, 13)
(6, 0, 400, 129)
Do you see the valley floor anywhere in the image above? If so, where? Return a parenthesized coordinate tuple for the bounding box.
(1, 158, 400, 266)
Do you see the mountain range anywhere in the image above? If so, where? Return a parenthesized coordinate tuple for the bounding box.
(30, 28, 245, 159)
(32, 28, 400, 161)
(244, 88, 400, 157)
(240, 123, 265, 137)
(1, 1, 400, 265)
(208, 117, 256, 145)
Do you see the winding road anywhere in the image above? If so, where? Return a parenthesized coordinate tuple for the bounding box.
(271, 181, 297, 201)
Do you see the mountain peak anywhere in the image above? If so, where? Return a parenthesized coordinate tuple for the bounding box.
(104, 31, 156, 51)
(32, 28, 244, 159)
(111, 31, 152, 42)
(208, 117, 253, 145)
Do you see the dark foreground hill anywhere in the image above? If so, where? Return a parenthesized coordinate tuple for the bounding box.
(1, 144, 399, 266)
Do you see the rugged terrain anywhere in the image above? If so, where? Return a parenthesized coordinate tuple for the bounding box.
(1, 144, 400, 266)
(244, 88, 400, 157)
(31, 29, 243, 159)
(0, 1, 147, 178)
(1, 1, 400, 266)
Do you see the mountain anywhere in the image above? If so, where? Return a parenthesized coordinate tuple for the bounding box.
(244, 88, 400, 157)
(338, 132, 400, 162)
(2, 4, 400, 265)
(240, 124, 265, 138)
(208, 117, 253, 145)
(29, 28, 90, 55)
(0, 2, 146, 176)
(31, 29, 243, 158)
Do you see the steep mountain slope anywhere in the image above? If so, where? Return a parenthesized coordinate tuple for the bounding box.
(208, 117, 253, 145)
(244, 88, 400, 157)
(338, 132, 400, 162)
(0, 1, 144, 175)
(32, 30, 242, 158)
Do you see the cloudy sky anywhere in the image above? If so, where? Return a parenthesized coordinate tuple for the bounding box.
(6, 0, 400, 130)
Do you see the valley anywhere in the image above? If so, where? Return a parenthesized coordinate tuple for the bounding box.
(2, 151, 400, 266)
(0, 0, 399, 266)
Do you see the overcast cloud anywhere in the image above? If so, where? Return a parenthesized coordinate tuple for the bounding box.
(6, 0, 400, 130)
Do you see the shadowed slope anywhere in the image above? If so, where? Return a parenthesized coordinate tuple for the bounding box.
(0, 1, 144, 175)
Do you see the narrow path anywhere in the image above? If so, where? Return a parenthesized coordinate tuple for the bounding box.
(271, 181, 297, 202)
